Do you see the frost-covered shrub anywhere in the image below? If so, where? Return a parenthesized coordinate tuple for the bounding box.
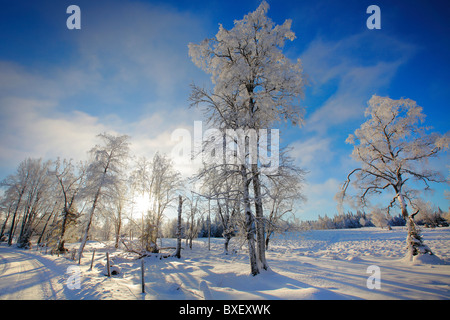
(370, 208, 390, 229)
(412, 200, 449, 228)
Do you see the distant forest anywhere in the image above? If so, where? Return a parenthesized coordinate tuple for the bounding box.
(163, 205, 450, 240)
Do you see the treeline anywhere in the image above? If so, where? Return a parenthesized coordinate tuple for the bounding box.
(0, 133, 183, 261)
(297, 206, 449, 231)
(163, 204, 450, 241)
(0, 131, 304, 260)
(163, 216, 225, 239)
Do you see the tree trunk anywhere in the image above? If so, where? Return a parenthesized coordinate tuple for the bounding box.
(397, 193, 434, 258)
(17, 207, 29, 247)
(224, 233, 231, 254)
(114, 230, 121, 249)
(38, 209, 55, 246)
(57, 208, 70, 252)
(265, 231, 272, 250)
(0, 205, 12, 240)
(252, 164, 268, 270)
(174, 195, 182, 259)
(242, 165, 259, 276)
(8, 191, 25, 246)
(208, 199, 211, 251)
(77, 187, 101, 263)
(397, 193, 408, 220)
(7, 212, 17, 246)
(78, 210, 94, 263)
(114, 209, 122, 249)
(189, 213, 195, 249)
(18, 205, 37, 249)
(106, 252, 111, 277)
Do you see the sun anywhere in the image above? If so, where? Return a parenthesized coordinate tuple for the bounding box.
(132, 193, 151, 218)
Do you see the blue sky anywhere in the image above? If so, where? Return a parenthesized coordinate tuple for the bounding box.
(0, 0, 448, 220)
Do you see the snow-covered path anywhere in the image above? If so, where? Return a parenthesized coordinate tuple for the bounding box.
(0, 247, 70, 300)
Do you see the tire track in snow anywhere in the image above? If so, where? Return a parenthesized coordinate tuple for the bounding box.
(0, 247, 67, 300)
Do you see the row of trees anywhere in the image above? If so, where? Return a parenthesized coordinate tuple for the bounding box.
(0, 133, 184, 262)
(298, 206, 449, 231)
(0, 129, 303, 263)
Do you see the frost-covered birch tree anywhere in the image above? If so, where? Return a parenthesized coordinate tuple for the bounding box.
(263, 150, 306, 249)
(53, 158, 86, 253)
(130, 153, 181, 253)
(2, 159, 36, 246)
(339, 95, 449, 259)
(109, 181, 128, 249)
(184, 191, 203, 250)
(196, 163, 241, 254)
(77, 133, 130, 262)
(189, 1, 306, 275)
(16, 158, 52, 248)
(0, 189, 16, 241)
(0, 158, 54, 248)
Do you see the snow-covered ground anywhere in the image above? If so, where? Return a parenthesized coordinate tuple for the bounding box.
(0, 226, 449, 300)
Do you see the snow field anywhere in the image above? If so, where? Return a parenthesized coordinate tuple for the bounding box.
(0, 226, 449, 300)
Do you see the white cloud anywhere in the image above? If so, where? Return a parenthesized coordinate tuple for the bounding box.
(290, 136, 333, 170)
(296, 178, 342, 220)
(0, 96, 106, 166)
(301, 33, 415, 134)
(0, 1, 210, 178)
(0, 93, 202, 177)
(306, 61, 402, 133)
(73, 0, 208, 104)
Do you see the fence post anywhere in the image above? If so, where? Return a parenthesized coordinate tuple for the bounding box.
(141, 259, 145, 293)
(106, 252, 111, 277)
(89, 249, 96, 270)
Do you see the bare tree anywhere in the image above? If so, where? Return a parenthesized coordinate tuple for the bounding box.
(114, 191, 126, 249)
(77, 133, 130, 262)
(195, 164, 240, 254)
(183, 191, 204, 250)
(339, 95, 449, 258)
(52, 158, 86, 252)
(128, 156, 152, 250)
(370, 207, 391, 230)
(1, 159, 34, 246)
(98, 161, 130, 249)
(12, 158, 53, 248)
(130, 153, 181, 253)
(0, 188, 18, 241)
(36, 197, 61, 246)
(263, 150, 306, 249)
(189, 1, 306, 275)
